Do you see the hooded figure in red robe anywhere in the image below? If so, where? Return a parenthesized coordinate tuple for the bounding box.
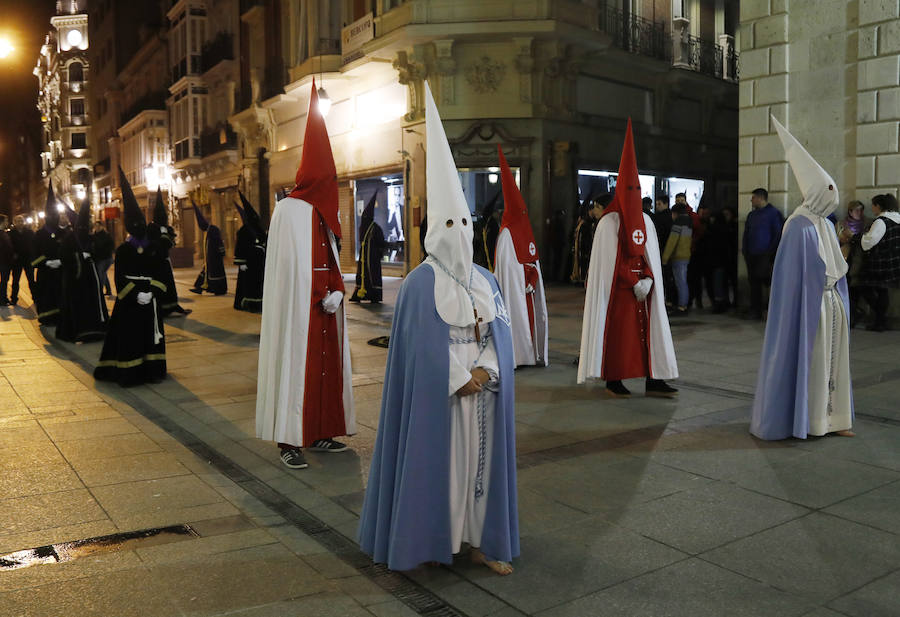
(578, 119, 678, 398)
(256, 80, 356, 469)
(492, 145, 549, 367)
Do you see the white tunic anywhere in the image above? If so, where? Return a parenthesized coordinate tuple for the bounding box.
(447, 322, 500, 553)
(807, 284, 853, 436)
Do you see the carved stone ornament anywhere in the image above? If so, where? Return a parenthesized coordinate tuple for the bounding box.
(465, 57, 506, 94)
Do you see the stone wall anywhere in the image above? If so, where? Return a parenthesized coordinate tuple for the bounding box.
(739, 0, 900, 219)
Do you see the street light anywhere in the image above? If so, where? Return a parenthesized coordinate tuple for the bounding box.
(317, 87, 332, 117)
(0, 37, 13, 60)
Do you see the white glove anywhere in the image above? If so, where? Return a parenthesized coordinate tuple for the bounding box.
(239, 264, 248, 271)
(633, 277, 653, 302)
(136, 292, 153, 305)
(46, 259, 62, 269)
(525, 284, 535, 293)
(321, 290, 343, 314)
(160, 225, 167, 233)
(82, 252, 91, 259)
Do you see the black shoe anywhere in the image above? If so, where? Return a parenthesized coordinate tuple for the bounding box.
(175, 306, 192, 315)
(308, 438, 348, 453)
(189, 288, 202, 294)
(280, 448, 308, 469)
(605, 380, 631, 398)
(646, 379, 679, 398)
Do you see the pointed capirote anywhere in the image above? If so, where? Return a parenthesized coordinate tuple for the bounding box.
(288, 78, 341, 238)
(771, 115, 839, 217)
(423, 80, 474, 283)
(498, 144, 539, 264)
(602, 118, 647, 257)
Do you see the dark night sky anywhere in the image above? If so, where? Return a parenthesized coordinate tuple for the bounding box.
(0, 0, 55, 155)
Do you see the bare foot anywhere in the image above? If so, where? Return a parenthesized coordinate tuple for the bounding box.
(835, 430, 855, 437)
(471, 548, 513, 576)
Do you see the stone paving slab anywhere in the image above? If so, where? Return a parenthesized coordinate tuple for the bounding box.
(3, 268, 900, 616)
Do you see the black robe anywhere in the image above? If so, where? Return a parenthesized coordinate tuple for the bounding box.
(193, 225, 227, 295)
(350, 220, 386, 303)
(148, 223, 180, 314)
(94, 242, 167, 386)
(233, 225, 266, 311)
(56, 234, 108, 342)
(31, 226, 68, 324)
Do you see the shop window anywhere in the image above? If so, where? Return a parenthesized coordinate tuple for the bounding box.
(353, 173, 405, 266)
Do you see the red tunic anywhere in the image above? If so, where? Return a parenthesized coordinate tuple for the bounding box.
(601, 251, 653, 381)
(295, 212, 347, 447)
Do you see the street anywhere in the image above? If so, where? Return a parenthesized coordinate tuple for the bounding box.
(1, 267, 899, 617)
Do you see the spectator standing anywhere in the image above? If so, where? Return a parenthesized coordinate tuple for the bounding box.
(742, 188, 784, 319)
(661, 203, 694, 315)
(837, 200, 868, 325)
(8, 215, 36, 305)
(708, 207, 738, 312)
(0, 216, 13, 305)
(858, 194, 900, 331)
(91, 221, 115, 296)
(652, 193, 675, 306)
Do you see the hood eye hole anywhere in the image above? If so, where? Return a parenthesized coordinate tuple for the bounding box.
(445, 219, 454, 228)
(828, 185, 834, 191)
(462, 218, 468, 226)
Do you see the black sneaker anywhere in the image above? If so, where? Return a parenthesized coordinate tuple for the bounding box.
(280, 448, 308, 469)
(308, 439, 348, 453)
(646, 379, 678, 398)
(605, 380, 631, 398)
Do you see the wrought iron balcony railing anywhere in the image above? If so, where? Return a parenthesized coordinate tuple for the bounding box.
(687, 35, 723, 78)
(598, 5, 672, 62)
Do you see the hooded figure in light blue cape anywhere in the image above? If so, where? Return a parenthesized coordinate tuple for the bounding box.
(750, 117, 854, 440)
(358, 82, 519, 574)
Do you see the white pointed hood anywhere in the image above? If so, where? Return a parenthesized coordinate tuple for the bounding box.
(424, 81, 495, 327)
(772, 116, 847, 285)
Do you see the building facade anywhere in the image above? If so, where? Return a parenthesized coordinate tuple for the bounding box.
(739, 1, 900, 223)
(34, 0, 92, 209)
(231, 0, 739, 279)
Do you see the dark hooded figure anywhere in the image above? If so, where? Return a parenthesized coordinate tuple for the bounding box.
(31, 181, 69, 324)
(233, 191, 266, 312)
(56, 196, 108, 342)
(569, 196, 594, 283)
(473, 191, 501, 271)
(147, 188, 191, 316)
(349, 192, 387, 303)
(189, 203, 227, 295)
(94, 168, 167, 386)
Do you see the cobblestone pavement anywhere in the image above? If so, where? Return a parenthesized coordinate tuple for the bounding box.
(2, 267, 899, 617)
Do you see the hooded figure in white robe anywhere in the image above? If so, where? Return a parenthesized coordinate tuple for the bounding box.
(750, 117, 853, 440)
(493, 144, 549, 367)
(256, 81, 355, 466)
(358, 82, 519, 575)
(578, 119, 678, 398)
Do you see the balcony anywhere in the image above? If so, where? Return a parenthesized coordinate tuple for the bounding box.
(200, 124, 238, 158)
(598, 5, 671, 63)
(201, 32, 234, 73)
(121, 91, 168, 126)
(686, 36, 723, 78)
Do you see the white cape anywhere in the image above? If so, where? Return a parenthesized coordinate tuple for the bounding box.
(493, 228, 549, 367)
(256, 197, 355, 445)
(577, 212, 678, 383)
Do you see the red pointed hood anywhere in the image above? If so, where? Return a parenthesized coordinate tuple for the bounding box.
(497, 145, 538, 264)
(288, 79, 341, 238)
(602, 118, 646, 257)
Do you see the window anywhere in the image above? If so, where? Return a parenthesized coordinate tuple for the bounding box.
(354, 174, 405, 265)
(68, 62, 84, 82)
(71, 132, 87, 149)
(70, 98, 85, 117)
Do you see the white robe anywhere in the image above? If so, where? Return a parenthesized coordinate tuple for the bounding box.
(493, 228, 549, 367)
(807, 284, 853, 436)
(256, 197, 356, 446)
(448, 322, 500, 553)
(578, 212, 678, 383)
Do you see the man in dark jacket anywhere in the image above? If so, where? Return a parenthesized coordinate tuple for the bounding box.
(652, 193, 676, 306)
(742, 188, 784, 319)
(0, 215, 14, 305)
(8, 215, 36, 305)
